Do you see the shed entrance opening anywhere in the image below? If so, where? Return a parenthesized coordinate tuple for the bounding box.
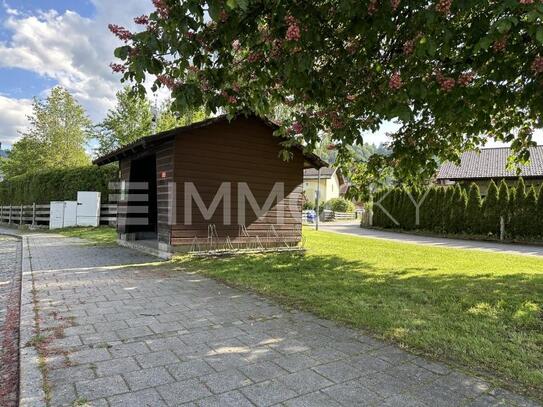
(128, 154, 158, 239)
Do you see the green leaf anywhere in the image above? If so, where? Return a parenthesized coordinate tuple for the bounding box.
(113, 46, 131, 60)
(496, 20, 511, 34)
(208, 0, 221, 21)
(537, 27, 543, 44)
(426, 38, 437, 57)
(237, 0, 248, 10)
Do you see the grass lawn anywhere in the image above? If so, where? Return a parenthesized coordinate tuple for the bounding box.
(177, 229, 543, 399)
(53, 226, 117, 245)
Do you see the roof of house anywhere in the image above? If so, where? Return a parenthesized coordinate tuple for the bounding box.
(303, 167, 345, 186)
(93, 114, 328, 169)
(437, 146, 543, 180)
(303, 167, 345, 183)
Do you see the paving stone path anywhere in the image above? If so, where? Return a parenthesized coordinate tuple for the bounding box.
(0, 235, 22, 407)
(22, 232, 540, 406)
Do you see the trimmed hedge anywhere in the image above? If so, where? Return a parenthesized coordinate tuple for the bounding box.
(0, 165, 118, 205)
(372, 179, 543, 240)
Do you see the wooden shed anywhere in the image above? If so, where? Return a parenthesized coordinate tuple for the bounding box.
(94, 115, 327, 257)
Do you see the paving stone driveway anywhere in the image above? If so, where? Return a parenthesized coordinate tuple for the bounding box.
(25, 233, 539, 407)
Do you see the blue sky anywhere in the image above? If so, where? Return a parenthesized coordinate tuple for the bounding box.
(0, 0, 153, 147)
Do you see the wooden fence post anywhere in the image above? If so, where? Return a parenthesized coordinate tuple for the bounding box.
(0, 206, 3, 223)
(20, 204, 23, 225)
(32, 203, 36, 226)
(8, 204, 12, 224)
(500, 216, 505, 241)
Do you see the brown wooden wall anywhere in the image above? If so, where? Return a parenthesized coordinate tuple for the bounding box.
(171, 117, 304, 246)
(156, 140, 174, 244)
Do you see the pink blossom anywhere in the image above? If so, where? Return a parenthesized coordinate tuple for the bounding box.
(247, 52, 261, 63)
(388, 72, 403, 90)
(458, 72, 474, 86)
(292, 122, 303, 134)
(152, 0, 169, 18)
(532, 56, 543, 74)
(157, 74, 177, 90)
(403, 40, 414, 55)
(436, 0, 452, 15)
(435, 72, 455, 91)
(109, 63, 126, 73)
(286, 23, 301, 41)
(134, 15, 149, 25)
(368, 0, 379, 15)
(108, 24, 133, 42)
(232, 39, 241, 51)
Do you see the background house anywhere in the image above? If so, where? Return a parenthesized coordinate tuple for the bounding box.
(94, 115, 326, 256)
(303, 167, 346, 203)
(436, 146, 543, 195)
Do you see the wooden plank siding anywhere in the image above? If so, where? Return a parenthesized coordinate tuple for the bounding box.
(171, 117, 304, 246)
(155, 140, 174, 245)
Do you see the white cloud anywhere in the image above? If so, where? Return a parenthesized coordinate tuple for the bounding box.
(0, 0, 154, 146)
(0, 95, 32, 146)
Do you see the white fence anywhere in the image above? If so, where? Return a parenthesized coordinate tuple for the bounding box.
(0, 203, 118, 227)
(303, 209, 357, 223)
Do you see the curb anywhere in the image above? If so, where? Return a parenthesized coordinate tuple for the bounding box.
(18, 235, 47, 407)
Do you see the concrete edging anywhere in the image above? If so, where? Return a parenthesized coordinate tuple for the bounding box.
(18, 235, 47, 407)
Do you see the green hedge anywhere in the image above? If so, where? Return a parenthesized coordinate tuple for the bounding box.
(0, 164, 118, 205)
(325, 197, 356, 213)
(372, 179, 543, 240)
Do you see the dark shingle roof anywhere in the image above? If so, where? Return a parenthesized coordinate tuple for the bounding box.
(437, 146, 543, 180)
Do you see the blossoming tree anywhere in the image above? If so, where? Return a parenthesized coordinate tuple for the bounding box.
(109, 0, 543, 180)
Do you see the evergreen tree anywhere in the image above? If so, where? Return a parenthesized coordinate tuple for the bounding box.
(483, 180, 499, 235)
(511, 179, 527, 238)
(524, 186, 538, 238)
(420, 187, 435, 230)
(435, 187, 447, 233)
(443, 187, 455, 233)
(507, 186, 517, 238)
(537, 185, 543, 238)
(404, 188, 417, 230)
(497, 180, 510, 238)
(448, 184, 464, 233)
(433, 187, 444, 232)
(466, 183, 483, 234)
